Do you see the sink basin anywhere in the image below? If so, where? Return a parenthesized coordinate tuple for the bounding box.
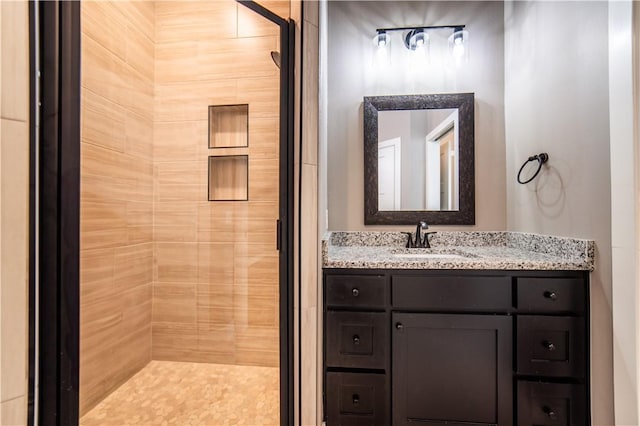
(390, 248, 476, 259)
(392, 253, 466, 259)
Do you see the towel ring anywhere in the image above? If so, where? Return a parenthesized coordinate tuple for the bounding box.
(517, 153, 549, 184)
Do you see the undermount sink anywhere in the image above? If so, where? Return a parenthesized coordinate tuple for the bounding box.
(390, 248, 476, 259)
(392, 253, 467, 259)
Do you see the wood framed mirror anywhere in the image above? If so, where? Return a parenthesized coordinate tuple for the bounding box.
(364, 93, 475, 225)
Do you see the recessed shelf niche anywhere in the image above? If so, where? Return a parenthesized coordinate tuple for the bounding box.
(208, 155, 249, 201)
(208, 104, 249, 148)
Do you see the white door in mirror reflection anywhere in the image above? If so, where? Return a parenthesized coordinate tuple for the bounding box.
(378, 137, 401, 210)
(425, 112, 459, 211)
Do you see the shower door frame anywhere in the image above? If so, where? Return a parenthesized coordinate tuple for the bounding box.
(28, 1, 296, 425)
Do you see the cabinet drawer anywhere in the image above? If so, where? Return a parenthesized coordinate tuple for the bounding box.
(517, 316, 585, 378)
(325, 275, 387, 308)
(517, 277, 585, 313)
(517, 381, 586, 425)
(392, 275, 511, 311)
(326, 311, 388, 369)
(326, 372, 388, 426)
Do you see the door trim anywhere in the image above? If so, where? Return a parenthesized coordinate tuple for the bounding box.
(30, 2, 81, 425)
(29, 1, 295, 425)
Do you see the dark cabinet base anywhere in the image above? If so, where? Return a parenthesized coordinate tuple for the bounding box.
(392, 313, 512, 426)
(323, 269, 590, 426)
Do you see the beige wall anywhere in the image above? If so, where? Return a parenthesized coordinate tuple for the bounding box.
(504, 1, 613, 424)
(79, 1, 155, 415)
(0, 1, 29, 425)
(152, 1, 281, 368)
(608, 0, 639, 423)
(300, 2, 320, 425)
(325, 1, 506, 231)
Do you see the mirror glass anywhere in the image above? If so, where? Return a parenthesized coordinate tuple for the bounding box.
(364, 93, 474, 225)
(378, 108, 459, 211)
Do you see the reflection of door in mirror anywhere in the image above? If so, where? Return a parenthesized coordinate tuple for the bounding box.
(425, 111, 459, 211)
(378, 137, 401, 210)
(439, 128, 454, 209)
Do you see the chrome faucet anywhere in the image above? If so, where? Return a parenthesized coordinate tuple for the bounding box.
(404, 221, 437, 248)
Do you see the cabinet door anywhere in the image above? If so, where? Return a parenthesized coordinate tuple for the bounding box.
(392, 313, 513, 426)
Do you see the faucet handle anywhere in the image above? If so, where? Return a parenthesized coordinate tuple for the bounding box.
(402, 232, 414, 248)
(423, 232, 437, 248)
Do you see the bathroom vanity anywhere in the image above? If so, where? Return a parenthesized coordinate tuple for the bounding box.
(322, 232, 594, 426)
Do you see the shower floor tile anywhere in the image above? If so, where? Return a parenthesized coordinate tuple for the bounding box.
(80, 360, 279, 426)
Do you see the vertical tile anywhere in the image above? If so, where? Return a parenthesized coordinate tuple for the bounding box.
(155, 1, 237, 44)
(1, 119, 28, 402)
(153, 283, 197, 325)
(156, 242, 198, 283)
(1, 396, 25, 426)
(114, 243, 153, 287)
(302, 23, 319, 166)
(301, 307, 317, 426)
(0, 1, 28, 121)
(301, 164, 318, 309)
(254, 0, 290, 19)
(80, 0, 155, 414)
(303, 1, 319, 26)
(237, 3, 280, 38)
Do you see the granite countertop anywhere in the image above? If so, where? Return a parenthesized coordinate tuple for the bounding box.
(322, 231, 595, 271)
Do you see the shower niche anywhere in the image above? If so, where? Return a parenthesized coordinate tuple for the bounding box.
(208, 155, 249, 201)
(208, 104, 250, 201)
(208, 104, 249, 148)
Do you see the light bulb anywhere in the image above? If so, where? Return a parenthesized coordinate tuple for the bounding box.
(373, 31, 388, 48)
(453, 39, 464, 58)
(448, 29, 469, 62)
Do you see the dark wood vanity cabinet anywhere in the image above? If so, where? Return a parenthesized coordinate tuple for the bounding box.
(323, 269, 590, 426)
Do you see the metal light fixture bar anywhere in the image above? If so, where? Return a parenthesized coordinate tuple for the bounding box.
(375, 25, 465, 33)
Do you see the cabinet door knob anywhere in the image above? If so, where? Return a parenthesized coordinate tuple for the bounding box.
(542, 405, 557, 419)
(352, 394, 360, 405)
(396, 322, 404, 330)
(543, 340, 556, 351)
(353, 335, 360, 345)
(544, 290, 558, 300)
(352, 288, 360, 297)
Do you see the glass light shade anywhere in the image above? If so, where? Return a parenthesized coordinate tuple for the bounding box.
(372, 31, 391, 68)
(405, 29, 429, 51)
(373, 31, 388, 48)
(448, 29, 469, 63)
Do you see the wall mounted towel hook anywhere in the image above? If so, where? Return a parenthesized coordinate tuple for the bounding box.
(517, 153, 549, 184)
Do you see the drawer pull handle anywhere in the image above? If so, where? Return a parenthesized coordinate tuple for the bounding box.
(543, 405, 557, 420)
(352, 394, 360, 405)
(353, 335, 360, 345)
(543, 340, 556, 351)
(396, 322, 404, 331)
(544, 291, 558, 300)
(352, 288, 360, 297)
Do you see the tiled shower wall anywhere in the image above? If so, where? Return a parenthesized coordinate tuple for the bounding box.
(80, 0, 287, 415)
(0, 1, 29, 424)
(80, 1, 155, 415)
(151, 1, 282, 367)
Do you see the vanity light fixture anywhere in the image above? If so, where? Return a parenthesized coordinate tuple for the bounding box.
(374, 25, 468, 60)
